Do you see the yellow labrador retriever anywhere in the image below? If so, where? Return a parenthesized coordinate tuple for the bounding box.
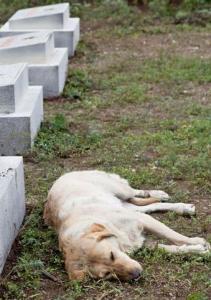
(44, 171, 210, 281)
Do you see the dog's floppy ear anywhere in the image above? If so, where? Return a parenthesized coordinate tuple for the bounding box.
(85, 223, 116, 242)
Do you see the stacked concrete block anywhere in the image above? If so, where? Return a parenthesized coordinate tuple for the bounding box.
(0, 3, 81, 275)
(0, 157, 25, 274)
(0, 3, 80, 57)
(0, 63, 43, 155)
(0, 32, 68, 98)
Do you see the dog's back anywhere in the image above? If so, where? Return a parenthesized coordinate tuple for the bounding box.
(44, 170, 134, 230)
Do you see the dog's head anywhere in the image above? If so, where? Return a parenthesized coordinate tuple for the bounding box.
(60, 223, 142, 281)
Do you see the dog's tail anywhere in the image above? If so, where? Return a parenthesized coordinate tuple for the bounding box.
(43, 193, 61, 230)
(43, 194, 53, 226)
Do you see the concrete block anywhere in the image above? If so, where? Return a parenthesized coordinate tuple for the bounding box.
(0, 32, 54, 64)
(0, 33, 68, 97)
(9, 3, 69, 30)
(0, 64, 28, 113)
(0, 157, 25, 274)
(0, 18, 80, 57)
(0, 86, 43, 155)
(54, 18, 80, 56)
(29, 48, 68, 98)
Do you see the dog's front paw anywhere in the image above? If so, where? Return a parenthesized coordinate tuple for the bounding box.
(183, 244, 210, 254)
(148, 190, 170, 202)
(158, 243, 210, 254)
(188, 237, 210, 250)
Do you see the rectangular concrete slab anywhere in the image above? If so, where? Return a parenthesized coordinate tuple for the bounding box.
(0, 33, 68, 97)
(29, 48, 68, 98)
(0, 64, 28, 113)
(9, 3, 69, 30)
(0, 32, 54, 64)
(0, 17, 80, 57)
(0, 157, 25, 274)
(54, 18, 80, 56)
(0, 86, 43, 155)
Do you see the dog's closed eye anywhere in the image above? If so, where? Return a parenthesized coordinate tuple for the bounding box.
(110, 251, 115, 261)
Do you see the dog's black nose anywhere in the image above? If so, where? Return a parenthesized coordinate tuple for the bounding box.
(131, 268, 141, 280)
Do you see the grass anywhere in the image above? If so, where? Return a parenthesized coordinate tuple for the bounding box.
(0, 0, 211, 299)
(33, 113, 102, 161)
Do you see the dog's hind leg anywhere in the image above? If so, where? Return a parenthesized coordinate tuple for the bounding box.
(128, 197, 161, 206)
(133, 189, 170, 202)
(113, 177, 170, 203)
(125, 202, 195, 216)
(124, 189, 171, 206)
(138, 213, 210, 252)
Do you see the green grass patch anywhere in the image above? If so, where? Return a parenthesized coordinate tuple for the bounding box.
(34, 114, 103, 160)
(63, 69, 93, 100)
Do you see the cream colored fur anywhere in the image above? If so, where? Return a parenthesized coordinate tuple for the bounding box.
(44, 170, 210, 281)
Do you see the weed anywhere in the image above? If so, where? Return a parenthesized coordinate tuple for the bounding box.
(34, 114, 103, 160)
(187, 291, 209, 300)
(63, 69, 92, 100)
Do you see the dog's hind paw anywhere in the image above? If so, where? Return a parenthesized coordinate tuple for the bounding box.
(182, 203, 195, 215)
(148, 190, 170, 202)
(176, 203, 195, 215)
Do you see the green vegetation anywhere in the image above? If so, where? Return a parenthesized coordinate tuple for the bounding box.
(0, 0, 211, 299)
(63, 69, 92, 99)
(34, 113, 102, 160)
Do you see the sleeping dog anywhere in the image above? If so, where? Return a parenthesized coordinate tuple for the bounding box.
(44, 170, 210, 281)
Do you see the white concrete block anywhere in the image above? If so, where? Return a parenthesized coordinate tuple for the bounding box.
(9, 3, 69, 30)
(0, 86, 43, 155)
(0, 18, 80, 57)
(54, 18, 80, 56)
(0, 33, 68, 97)
(0, 64, 28, 113)
(29, 48, 68, 98)
(0, 157, 25, 274)
(0, 32, 54, 64)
